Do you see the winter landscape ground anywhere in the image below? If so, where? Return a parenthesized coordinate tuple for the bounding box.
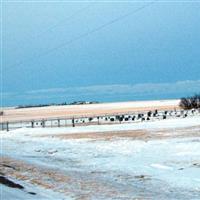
(0, 100, 200, 200)
(2, 1, 200, 199)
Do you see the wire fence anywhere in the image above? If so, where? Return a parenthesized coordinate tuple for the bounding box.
(1, 108, 199, 131)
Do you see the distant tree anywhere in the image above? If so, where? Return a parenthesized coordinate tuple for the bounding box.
(179, 94, 200, 110)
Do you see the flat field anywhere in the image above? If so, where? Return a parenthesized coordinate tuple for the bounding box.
(1, 100, 179, 123)
(1, 114, 200, 199)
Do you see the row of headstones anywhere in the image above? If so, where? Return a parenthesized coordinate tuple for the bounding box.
(23, 108, 200, 128)
(34, 108, 200, 126)
(2, 108, 199, 131)
(80, 108, 200, 124)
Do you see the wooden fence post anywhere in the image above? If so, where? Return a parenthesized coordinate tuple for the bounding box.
(58, 119, 60, 127)
(42, 120, 45, 128)
(72, 118, 75, 127)
(6, 122, 9, 132)
(31, 121, 34, 128)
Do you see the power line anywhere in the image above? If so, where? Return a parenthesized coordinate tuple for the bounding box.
(8, 1, 155, 71)
(33, 3, 92, 39)
(8, 3, 92, 60)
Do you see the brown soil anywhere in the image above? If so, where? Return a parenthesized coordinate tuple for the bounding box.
(0, 157, 122, 198)
(38, 125, 200, 141)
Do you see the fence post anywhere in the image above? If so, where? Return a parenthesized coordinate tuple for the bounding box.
(31, 121, 34, 128)
(42, 120, 45, 128)
(6, 122, 9, 132)
(72, 118, 75, 127)
(58, 119, 60, 127)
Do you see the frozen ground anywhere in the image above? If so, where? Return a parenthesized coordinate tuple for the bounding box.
(1, 116, 200, 199)
(0, 179, 69, 200)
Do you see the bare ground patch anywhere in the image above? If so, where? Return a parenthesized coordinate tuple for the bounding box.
(36, 125, 200, 141)
(0, 157, 127, 199)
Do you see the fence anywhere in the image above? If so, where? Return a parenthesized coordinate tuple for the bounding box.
(1, 108, 199, 131)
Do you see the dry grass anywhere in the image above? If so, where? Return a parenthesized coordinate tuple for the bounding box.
(37, 125, 200, 141)
(0, 157, 122, 199)
(1, 100, 179, 123)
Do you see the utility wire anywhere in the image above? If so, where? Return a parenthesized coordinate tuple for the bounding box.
(33, 3, 92, 39)
(8, 1, 155, 71)
(8, 3, 92, 59)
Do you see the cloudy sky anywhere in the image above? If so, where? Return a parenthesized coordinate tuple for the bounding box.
(2, 1, 200, 106)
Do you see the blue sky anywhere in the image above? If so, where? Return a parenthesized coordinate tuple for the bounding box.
(2, 1, 200, 106)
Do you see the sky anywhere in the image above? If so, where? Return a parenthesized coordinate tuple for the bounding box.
(2, 1, 200, 106)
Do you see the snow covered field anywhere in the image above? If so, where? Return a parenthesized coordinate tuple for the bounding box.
(1, 116, 200, 199)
